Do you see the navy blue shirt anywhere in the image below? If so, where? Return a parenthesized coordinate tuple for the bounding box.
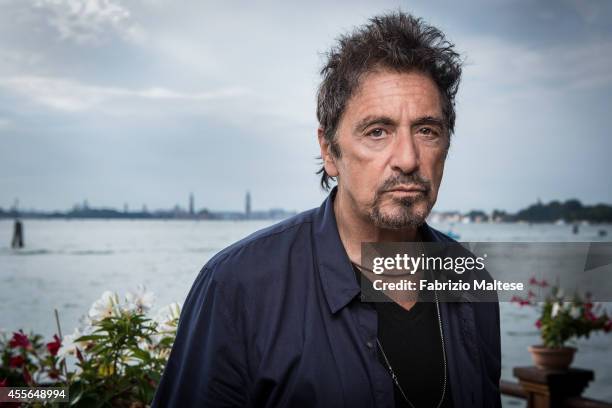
(152, 188, 501, 407)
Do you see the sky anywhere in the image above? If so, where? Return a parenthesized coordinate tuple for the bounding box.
(1, 0, 611, 213)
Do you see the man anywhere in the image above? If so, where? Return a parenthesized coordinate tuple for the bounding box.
(153, 12, 501, 408)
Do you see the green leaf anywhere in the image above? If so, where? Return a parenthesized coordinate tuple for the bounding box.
(69, 382, 83, 406)
(75, 335, 106, 342)
(129, 348, 151, 363)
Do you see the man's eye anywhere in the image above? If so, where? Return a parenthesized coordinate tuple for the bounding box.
(419, 127, 438, 137)
(367, 128, 386, 138)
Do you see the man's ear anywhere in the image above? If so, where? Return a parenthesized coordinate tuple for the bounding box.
(318, 127, 339, 178)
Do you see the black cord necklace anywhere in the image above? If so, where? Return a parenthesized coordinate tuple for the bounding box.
(352, 257, 448, 408)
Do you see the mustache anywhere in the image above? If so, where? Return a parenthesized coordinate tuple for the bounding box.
(377, 173, 432, 195)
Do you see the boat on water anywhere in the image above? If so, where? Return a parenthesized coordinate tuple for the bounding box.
(446, 230, 461, 240)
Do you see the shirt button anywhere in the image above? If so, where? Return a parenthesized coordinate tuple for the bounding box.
(366, 340, 374, 349)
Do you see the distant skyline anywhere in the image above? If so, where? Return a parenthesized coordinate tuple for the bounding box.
(2, 192, 609, 216)
(1, 0, 611, 213)
(2, 191, 283, 214)
(0, 190, 298, 221)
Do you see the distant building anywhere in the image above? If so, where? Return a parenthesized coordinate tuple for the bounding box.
(189, 193, 194, 215)
(245, 191, 251, 219)
(11, 198, 19, 214)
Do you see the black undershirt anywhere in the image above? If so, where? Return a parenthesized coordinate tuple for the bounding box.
(353, 265, 454, 408)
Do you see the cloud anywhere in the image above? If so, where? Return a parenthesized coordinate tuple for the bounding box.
(563, 0, 612, 25)
(461, 35, 612, 95)
(1, 0, 610, 211)
(0, 50, 42, 69)
(0, 75, 249, 112)
(32, 0, 146, 45)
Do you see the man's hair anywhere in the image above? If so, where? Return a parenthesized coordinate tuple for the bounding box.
(316, 11, 462, 190)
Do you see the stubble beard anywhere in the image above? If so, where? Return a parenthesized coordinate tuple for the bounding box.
(369, 194, 432, 229)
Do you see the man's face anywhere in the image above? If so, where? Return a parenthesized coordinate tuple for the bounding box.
(320, 69, 449, 229)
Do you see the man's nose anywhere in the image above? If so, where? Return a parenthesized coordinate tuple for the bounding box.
(390, 129, 419, 174)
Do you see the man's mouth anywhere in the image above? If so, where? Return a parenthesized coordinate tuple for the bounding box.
(384, 185, 427, 194)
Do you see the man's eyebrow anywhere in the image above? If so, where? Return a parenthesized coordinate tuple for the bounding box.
(412, 116, 447, 129)
(354, 115, 397, 133)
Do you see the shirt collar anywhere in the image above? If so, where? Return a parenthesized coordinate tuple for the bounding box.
(313, 186, 443, 314)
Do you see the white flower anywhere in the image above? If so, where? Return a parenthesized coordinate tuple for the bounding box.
(137, 337, 154, 352)
(155, 302, 181, 330)
(125, 285, 155, 314)
(88, 291, 121, 323)
(151, 302, 181, 344)
(570, 305, 581, 319)
(57, 327, 90, 358)
(154, 347, 171, 360)
(555, 288, 565, 300)
(551, 302, 561, 318)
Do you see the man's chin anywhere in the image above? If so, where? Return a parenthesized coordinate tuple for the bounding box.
(369, 205, 430, 229)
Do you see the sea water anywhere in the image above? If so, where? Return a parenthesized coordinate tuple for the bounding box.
(1, 219, 611, 405)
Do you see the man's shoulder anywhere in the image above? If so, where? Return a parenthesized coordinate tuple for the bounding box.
(199, 208, 317, 283)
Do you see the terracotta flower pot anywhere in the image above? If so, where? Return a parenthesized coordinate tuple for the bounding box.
(528, 345, 577, 370)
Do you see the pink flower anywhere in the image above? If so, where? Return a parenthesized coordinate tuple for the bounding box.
(0, 378, 7, 387)
(9, 355, 25, 368)
(529, 277, 537, 285)
(541, 280, 549, 287)
(511, 295, 532, 306)
(76, 347, 84, 363)
(535, 319, 542, 329)
(585, 310, 598, 322)
(46, 335, 61, 356)
(528, 290, 536, 298)
(8, 331, 30, 349)
(22, 366, 32, 386)
(604, 320, 612, 333)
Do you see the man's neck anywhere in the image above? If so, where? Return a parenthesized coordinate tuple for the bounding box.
(333, 188, 421, 265)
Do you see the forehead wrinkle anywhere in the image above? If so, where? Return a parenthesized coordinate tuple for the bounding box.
(351, 97, 443, 130)
(348, 73, 443, 125)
